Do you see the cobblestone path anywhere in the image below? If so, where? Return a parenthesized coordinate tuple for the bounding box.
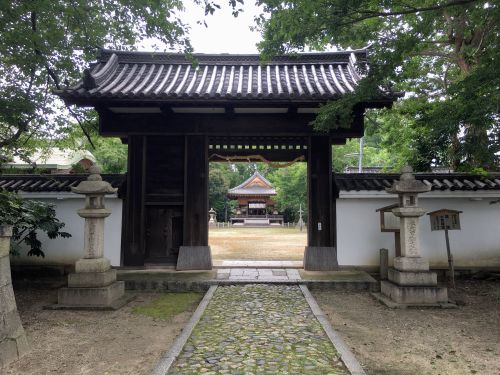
(168, 284, 348, 374)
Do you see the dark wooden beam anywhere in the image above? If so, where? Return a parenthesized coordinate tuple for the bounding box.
(307, 136, 335, 247)
(97, 112, 364, 139)
(122, 135, 146, 266)
(183, 135, 209, 246)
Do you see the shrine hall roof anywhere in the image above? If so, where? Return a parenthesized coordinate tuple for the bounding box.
(228, 171, 276, 197)
(56, 48, 397, 104)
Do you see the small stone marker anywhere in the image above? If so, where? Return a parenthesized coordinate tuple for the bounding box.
(379, 248, 389, 281)
(52, 166, 130, 310)
(0, 226, 29, 367)
(378, 166, 452, 307)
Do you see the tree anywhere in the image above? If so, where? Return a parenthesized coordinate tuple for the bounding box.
(209, 164, 232, 221)
(0, 0, 192, 162)
(0, 190, 71, 257)
(254, 0, 499, 171)
(267, 163, 307, 222)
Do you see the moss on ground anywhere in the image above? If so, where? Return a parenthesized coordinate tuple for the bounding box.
(132, 292, 202, 320)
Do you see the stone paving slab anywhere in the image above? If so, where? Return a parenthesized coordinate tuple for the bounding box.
(168, 284, 348, 374)
(216, 268, 302, 281)
(214, 260, 303, 268)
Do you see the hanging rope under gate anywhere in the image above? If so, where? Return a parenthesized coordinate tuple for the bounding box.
(208, 153, 305, 169)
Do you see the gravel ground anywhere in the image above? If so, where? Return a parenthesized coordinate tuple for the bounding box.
(169, 284, 347, 375)
(210, 227, 306, 260)
(4, 285, 200, 375)
(314, 279, 500, 375)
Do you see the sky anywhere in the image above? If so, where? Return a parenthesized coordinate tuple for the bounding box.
(142, 1, 264, 54)
(181, 1, 264, 53)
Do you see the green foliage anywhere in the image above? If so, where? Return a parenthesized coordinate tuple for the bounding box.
(0, 0, 192, 161)
(267, 163, 307, 222)
(254, 0, 500, 171)
(332, 137, 396, 172)
(209, 164, 233, 221)
(132, 292, 202, 320)
(53, 121, 128, 173)
(0, 190, 71, 257)
(92, 137, 128, 174)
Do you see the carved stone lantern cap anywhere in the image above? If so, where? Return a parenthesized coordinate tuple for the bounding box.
(71, 165, 118, 195)
(386, 165, 431, 194)
(209, 207, 216, 214)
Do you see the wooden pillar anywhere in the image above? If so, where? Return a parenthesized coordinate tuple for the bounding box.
(122, 135, 146, 266)
(177, 135, 212, 270)
(304, 136, 338, 270)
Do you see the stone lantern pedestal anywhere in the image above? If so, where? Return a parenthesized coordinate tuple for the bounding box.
(376, 167, 453, 308)
(0, 226, 29, 367)
(51, 167, 130, 310)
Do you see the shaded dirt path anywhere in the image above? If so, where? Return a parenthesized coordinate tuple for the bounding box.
(314, 280, 500, 375)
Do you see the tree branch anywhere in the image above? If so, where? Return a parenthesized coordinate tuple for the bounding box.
(31, 11, 95, 149)
(0, 122, 29, 148)
(338, 0, 479, 26)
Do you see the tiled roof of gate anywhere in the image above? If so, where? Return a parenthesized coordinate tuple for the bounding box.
(1, 173, 499, 193)
(335, 173, 500, 192)
(0, 174, 124, 192)
(56, 48, 388, 103)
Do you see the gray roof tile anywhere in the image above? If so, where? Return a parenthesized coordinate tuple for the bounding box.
(2, 173, 497, 194)
(334, 173, 500, 192)
(57, 49, 378, 103)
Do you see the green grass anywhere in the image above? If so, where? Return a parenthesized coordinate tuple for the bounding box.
(132, 292, 202, 320)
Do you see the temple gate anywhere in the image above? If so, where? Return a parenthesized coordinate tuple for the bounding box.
(57, 49, 397, 270)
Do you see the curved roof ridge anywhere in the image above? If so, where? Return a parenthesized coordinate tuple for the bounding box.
(55, 48, 405, 104)
(228, 170, 274, 192)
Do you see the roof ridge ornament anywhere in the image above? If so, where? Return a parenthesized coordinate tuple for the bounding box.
(83, 69, 96, 90)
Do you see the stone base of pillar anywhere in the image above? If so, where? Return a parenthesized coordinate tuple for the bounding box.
(176, 246, 212, 270)
(48, 260, 132, 311)
(393, 256, 429, 272)
(374, 266, 456, 308)
(75, 258, 111, 273)
(50, 281, 133, 310)
(57, 281, 125, 306)
(68, 269, 117, 288)
(387, 268, 437, 286)
(303, 246, 338, 271)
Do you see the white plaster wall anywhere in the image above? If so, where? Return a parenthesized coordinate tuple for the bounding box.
(11, 190, 500, 270)
(11, 193, 122, 267)
(337, 192, 500, 268)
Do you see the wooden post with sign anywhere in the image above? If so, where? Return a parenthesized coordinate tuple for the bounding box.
(376, 204, 401, 257)
(428, 209, 463, 288)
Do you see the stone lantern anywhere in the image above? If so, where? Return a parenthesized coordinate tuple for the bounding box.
(377, 166, 451, 307)
(208, 207, 217, 227)
(54, 166, 129, 309)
